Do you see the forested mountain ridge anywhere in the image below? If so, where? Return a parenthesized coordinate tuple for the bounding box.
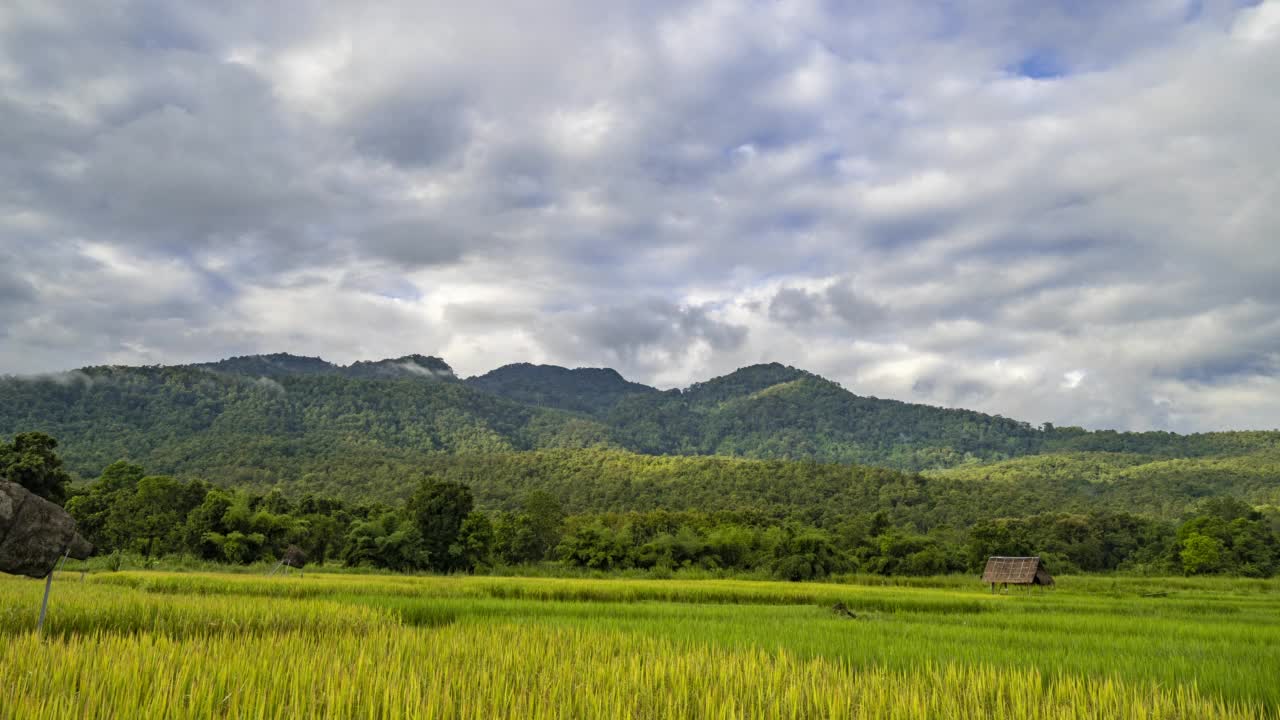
(466, 363, 659, 416)
(4, 353, 1280, 578)
(0, 363, 615, 482)
(2, 353, 1279, 497)
(192, 352, 458, 380)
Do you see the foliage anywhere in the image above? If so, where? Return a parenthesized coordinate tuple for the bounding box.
(467, 363, 657, 416)
(5, 357, 1278, 497)
(0, 364, 616, 486)
(0, 431, 73, 502)
(340, 512, 429, 572)
(42, 441, 1280, 579)
(405, 479, 475, 572)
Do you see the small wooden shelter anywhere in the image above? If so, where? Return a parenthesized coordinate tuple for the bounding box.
(982, 556, 1054, 593)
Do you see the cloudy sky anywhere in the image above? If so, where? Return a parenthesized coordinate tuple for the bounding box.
(2, 1, 1278, 432)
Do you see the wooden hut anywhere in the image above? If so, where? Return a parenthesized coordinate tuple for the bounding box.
(982, 556, 1054, 593)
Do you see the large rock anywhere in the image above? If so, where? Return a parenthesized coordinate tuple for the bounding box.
(0, 481, 92, 578)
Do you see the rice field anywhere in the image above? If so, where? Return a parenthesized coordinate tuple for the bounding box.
(2, 571, 1278, 718)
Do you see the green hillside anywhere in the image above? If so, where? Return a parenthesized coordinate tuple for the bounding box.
(2, 354, 1278, 511)
(0, 363, 614, 483)
(466, 363, 658, 416)
(366, 448, 1280, 525)
(928, 449, 1280, 517)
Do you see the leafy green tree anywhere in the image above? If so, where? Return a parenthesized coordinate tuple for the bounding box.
(773, 530, 843, 581)
(341, 512, 428, 571)
(204, 530, 267, 564)
(457, 511, 495, 571)
(493, 512, 539, 564)
(1180, 533, 1224, 574)
(557, 521, 632, 570)
(184, 489, 235, 559)
(128, 475, 203, 557)
(405, 479, 474, 572)
(66, 461, 146, 545)
(704, 524, 755, 569)
(0, 432, 73, 503)
(260, 488, 293, 515)
(521, 490, 565, 561)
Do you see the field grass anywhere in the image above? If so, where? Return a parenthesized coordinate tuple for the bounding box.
(2, 571, 1278, 718)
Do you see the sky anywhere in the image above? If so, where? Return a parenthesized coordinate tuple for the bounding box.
(1, 0, 1278, 433)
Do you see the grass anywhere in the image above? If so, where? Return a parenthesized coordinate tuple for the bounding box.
(2, 571, 1278, 718)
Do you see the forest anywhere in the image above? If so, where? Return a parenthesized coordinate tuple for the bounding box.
(2, 354, 1278, 489)
(2, 354, 1277, 579)
(3, 431, 1277, 578)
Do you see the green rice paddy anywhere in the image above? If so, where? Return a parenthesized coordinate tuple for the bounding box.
(2, 571, 1277, 718)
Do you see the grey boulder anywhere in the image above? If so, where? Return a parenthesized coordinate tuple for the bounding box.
(0, 480, 92, 578)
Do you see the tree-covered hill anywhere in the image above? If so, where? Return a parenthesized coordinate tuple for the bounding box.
(2, 353, 1279, 502)
(483, 360, 1280, 470)
(466, 363, 658, 416)
(631, 370, 1046, 467)
(192, 352, 457, 380)
(464, 361, 1053, 466)
(384, 448, 1277, 526)
(3, 353, 1280, 579)
(0, 364, 614, 482)
(928, 449, 1280, 518)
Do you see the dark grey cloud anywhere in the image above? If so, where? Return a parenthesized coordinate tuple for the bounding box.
(0, 265, 34, 305)
(442, 303, 537, 330)
(348, 90, 472, 169)
(1, 0, 1278, 431)
(825, 281, 889, 331)
(912, 375, 994, 406)
(766, 281, 888, 333)
(768, 288, 822, 325)
(358, 217, 474, 268)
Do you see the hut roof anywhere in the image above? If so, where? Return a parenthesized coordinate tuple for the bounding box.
(982, 556, 1051, 584)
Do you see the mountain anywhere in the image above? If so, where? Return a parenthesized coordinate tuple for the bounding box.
(2, 353, 1278, 503)
(0, 360, 612, 483)
(467, 361, 1052, 466)
(193, 353, 457, 381)
(466, 363, 658, 416)
(345, 354, 457, 380)
(606, 365, 1048, 467)
(190, 353, 344, 377)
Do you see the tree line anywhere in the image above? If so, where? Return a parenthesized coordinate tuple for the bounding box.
(4, 432, 1276, 579)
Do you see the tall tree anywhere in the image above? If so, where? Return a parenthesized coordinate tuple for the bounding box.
(66, 460, 146, 545)
(405, 478, 474, 572)
(0, 432, 73, 503)
(521, 490, 565, 561)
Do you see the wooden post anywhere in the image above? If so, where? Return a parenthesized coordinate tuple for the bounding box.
(37, 546, 73, 634)
(37, 571, 53, 634)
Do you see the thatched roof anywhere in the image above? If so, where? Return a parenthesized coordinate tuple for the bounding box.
(982, 556, 1053, 585)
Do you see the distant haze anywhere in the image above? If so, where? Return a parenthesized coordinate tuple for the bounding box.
(1, 1, 1278, 432)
